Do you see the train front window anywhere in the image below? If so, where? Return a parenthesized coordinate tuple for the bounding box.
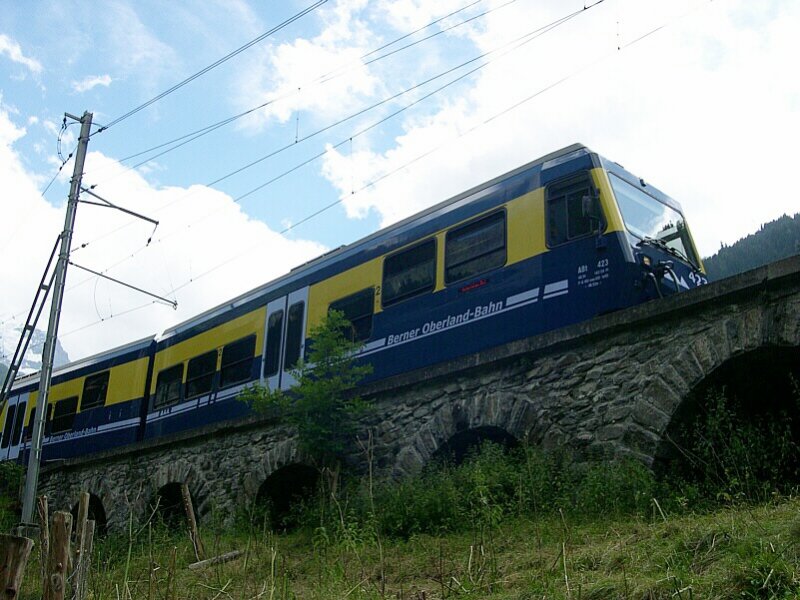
(609, 174, 699, 268)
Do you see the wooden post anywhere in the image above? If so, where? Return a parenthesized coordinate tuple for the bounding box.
(0, 533, 34, 599)
(37, 495, 49, 597)
(72, 492, 89, 596)
(180, 483, 205, 560)
(46, 511, 72, 600)
(74, 520, 95, 600)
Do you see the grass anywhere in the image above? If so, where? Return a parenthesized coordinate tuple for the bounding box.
(9, 384, 800, 599)
(11, 495, 800, 599)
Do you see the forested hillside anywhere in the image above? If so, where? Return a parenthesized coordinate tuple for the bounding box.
(703, 213, 800, 281)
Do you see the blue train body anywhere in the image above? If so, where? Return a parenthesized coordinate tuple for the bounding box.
(1, 144, 707, 464)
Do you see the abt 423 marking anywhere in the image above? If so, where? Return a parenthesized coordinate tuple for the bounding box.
(577, 259, 610, 290)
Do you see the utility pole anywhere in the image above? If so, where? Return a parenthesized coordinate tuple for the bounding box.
(20, 111, 93, 526)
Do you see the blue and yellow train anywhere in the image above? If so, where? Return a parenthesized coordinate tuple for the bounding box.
(1, 144, 707, 463)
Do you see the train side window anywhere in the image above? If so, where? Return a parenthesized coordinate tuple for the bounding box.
(81, 371, 110, 410)
(445, 211, 506, 284)
(154, 364, 184, 409)
(330, 288, 374, 342)
(382, 239, 436, 307)
(11, 402, 26, 446)
(186, 351, 218, 398)
(51, 396, 78, 434)
(220, 335, 256, 388)
(24, 405, 52, 440)
(264, 311, 284, 377)
(1, 406, 16, 448)
(284, 302, 305, 370)
(546, 174, 598, 246)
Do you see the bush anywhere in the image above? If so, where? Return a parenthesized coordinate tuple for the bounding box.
(669, 387, 800, 504)
(291, 442, 660, 541)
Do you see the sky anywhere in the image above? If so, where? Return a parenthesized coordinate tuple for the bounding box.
(0, 0, 798, 362)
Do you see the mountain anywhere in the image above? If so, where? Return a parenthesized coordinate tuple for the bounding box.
(0, 323, 71, 381)
(703, 213, 800, 281)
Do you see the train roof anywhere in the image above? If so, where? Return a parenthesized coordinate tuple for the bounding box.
(159, 143, 592, 341)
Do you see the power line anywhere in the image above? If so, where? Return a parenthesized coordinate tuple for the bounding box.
(85, 0, 501, 187)
(81, 3, 606, 296)
(95, 0, 328, 135)
(73, 2, 581, 261)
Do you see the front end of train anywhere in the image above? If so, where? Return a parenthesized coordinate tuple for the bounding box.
(602, 162, 707, 301)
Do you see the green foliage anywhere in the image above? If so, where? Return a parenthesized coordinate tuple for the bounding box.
(240, 310, 372, 467)
(0, 461, 23, 530)
(296, 443, 660, 541)
(669, 387, 800, 504)
(703, 212, 800, 281)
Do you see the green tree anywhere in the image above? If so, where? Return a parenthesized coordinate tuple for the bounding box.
(240, 310, 372, 468)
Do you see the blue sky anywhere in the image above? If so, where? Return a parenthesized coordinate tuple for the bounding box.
(1, 0, 798, 360)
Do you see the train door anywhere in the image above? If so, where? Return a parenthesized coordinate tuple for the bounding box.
(1, 392, 28, 462)
(261, 287, 309, 391)
(262, 296, 287, 390)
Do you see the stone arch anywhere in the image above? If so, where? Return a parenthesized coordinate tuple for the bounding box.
(149, 482, 193, 529)
(626, 300, 800, 463)
(254, 463, 319, 530)
(393, 388, 534, 476)
(431, 425, 519, 465)
(146, 461, 211, 527)
(240, 437, 301, 512)
(652, 343, 800, 478)
(70, 493, 109, 537)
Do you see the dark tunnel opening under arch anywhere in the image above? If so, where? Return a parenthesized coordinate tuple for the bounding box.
(255, 464, 319, 531)
(654, 345, 800, 493)
(70, 493, 108, 537)
(431, 425, 519, 466)
(150, 482, 197, 530)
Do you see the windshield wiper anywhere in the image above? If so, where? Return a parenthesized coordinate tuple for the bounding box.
(636, 236, 693, 267)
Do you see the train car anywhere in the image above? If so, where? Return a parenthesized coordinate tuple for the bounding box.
(3, 143, 707, 458)
(1, 337, 154, 463)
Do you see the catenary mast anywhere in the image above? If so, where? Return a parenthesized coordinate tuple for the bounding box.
(20, 111, 93, 526)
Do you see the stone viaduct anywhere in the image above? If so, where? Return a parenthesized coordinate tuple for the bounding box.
(39, 256, 800, 532)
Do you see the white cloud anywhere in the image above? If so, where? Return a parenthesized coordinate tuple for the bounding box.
(0, 34, 43, 74)
(320, 0, 800, 258)
(234, 0, 382, 129)
(101, 2, 179, 92)
(0, 107, 327, 361)
(72, 74, 113, 93)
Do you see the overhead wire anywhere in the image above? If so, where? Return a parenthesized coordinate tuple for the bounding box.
(72, 0, 574, 262)
(64, 2, 604, 309)
(84, 0, 501, 187)
(1, 0, 587, 328)
(93, 0, 328, 135)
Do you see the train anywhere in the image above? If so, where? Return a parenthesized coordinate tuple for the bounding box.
(1, 143, 707, 464)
